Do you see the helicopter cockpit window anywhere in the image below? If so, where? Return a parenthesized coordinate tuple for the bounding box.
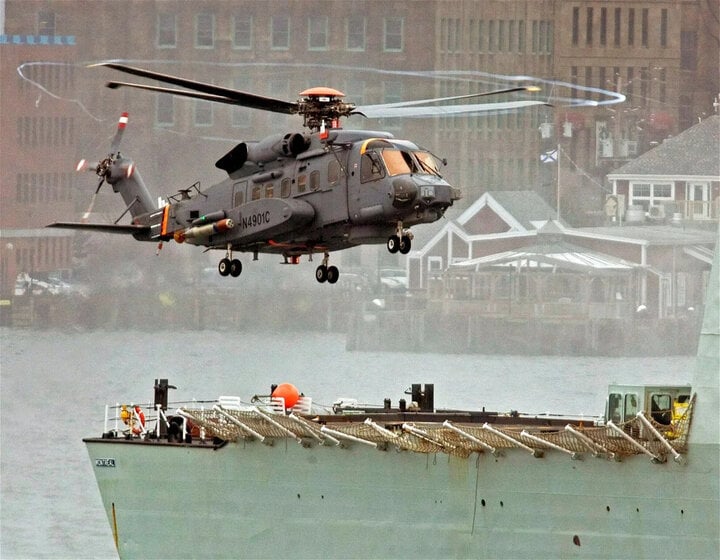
(360, 152, 385, 183)
(381, 149, 414, 176)
(415, 151, 441, 176)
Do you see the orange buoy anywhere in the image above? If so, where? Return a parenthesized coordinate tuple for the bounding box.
(132, 405, 146, 435)
(272, 383, 300, 409)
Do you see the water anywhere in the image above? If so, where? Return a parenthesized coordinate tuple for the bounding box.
(0, 328, 694, 559)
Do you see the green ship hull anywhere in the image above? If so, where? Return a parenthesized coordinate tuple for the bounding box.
(85, 232, 719, 559)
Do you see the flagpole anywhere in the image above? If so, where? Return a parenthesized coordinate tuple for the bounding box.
(556, 141, 560, 221)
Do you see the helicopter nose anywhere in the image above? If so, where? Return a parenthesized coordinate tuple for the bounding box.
(392, 176, 460, 210)
(391, 177, 418, 208)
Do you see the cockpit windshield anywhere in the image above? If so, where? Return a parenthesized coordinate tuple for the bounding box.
(414, 151, 441, 176)
(379, 149, 442, 177)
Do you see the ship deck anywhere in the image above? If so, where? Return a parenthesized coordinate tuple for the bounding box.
(85, 394, 694, 463)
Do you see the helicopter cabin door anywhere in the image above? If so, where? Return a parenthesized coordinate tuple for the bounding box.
(293, 152, 348, 225)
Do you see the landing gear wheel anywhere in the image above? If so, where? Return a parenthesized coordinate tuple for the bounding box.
(327, 265, 339, 284)
(218, 258, 231, 277)
(387, 235, 400, 254)
(399, 235, 412, 254)
(229, 259, 242, 277)
(315, 265, 328, 283)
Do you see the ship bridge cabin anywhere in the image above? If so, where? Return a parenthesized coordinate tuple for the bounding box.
(605, 384, 691, 435)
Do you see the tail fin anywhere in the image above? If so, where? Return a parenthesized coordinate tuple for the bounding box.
(105, 157, 156, 217)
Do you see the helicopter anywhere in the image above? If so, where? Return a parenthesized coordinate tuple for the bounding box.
(49, 62, 546, 284)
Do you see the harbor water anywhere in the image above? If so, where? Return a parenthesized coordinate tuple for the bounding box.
(0, 328, 694, 559)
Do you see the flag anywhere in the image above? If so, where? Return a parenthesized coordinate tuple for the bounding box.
(540, 149, 557, 163)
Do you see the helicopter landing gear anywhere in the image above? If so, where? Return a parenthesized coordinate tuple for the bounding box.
(218, 246, 242, 278)
(387, 222, 413, 255)
(315, 253, 339, 284)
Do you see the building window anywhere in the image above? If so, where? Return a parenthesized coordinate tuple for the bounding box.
(630, 182, 673, 211)
(195, 13, 214, 48)
(38, 10, 56, 36)
(442, 18, 462, 53)
(194, 100, 213, 127)
(308, 16, 328, 50)
(628, 9, 635, 46)
(346, 16, 365, 50)
(660, 9, 668, 48)
(641, 9, 648, 47)
(383, 17, 403, 52)
(586, 8, 593, 46)
(614, 8, 621, 47)
(680, 31, 697, 70)
(599, 7, 607, 46)
(233, 16, 253, 49)
(475, 20, 485, 52)
(572, 7, 579, 46)
(232, 77, 252, 127)
(157, 14, 176, 47)
(272, 16, 290, 49)
(157, 94, 174, 126)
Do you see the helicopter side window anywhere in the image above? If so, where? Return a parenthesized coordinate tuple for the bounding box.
(234, 191, 244, 207)
(381, 149, 413, 176)
(281, 178, 291, 198)
(251, 185, 261, 200)
(297, 174, 307, 193)
(328, 160, 341, 185)
(310, 170, 320, 191)
(265, 184, 274, 198)
(360, 151, 385, 183)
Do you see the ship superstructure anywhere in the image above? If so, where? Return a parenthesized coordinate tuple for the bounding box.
(84, 235, 719, 559)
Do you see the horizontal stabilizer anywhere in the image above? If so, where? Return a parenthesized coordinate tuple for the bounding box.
(47, 222, 150, 235)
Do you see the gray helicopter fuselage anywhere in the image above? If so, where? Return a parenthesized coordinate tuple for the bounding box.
(139, 128, 458, 257)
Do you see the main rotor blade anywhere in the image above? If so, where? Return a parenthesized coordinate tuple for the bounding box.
(110, 111, 128, 152)
(106, 81, 245, 105)
(355, 100, 548, 119)
(357, 86, 541, 111)
(93, 62, 298, 115)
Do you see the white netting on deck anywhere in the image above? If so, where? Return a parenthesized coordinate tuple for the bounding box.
(178, 394, 693, 461)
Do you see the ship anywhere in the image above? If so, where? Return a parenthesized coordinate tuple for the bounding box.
(85, 234, 719, 560)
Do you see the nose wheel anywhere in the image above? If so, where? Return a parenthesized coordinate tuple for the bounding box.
(315, 252, 339, 284)
(387, 223, 412, 254)
(218, 245, 242, 277)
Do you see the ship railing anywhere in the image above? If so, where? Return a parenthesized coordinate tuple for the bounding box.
(101, 399, 217, 439)
(103, 396, 694, 464)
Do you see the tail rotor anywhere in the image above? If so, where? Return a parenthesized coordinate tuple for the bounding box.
(76, 112, 130, 222)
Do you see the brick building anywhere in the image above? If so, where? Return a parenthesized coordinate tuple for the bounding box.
(1, 0, 718, 296)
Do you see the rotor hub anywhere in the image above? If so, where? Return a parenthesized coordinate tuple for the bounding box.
(297, 87, 355, 131)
